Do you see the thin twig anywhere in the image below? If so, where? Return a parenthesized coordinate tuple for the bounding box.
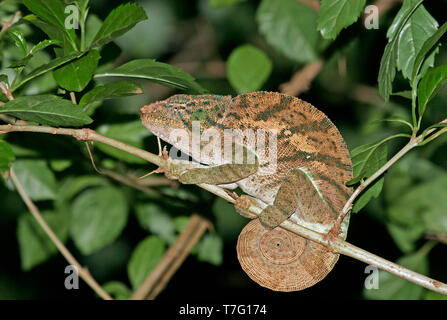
(280, 59, 324, 96)
(329, 119, 447, 238)
(0, 125, 163, 167)
(331, 137, 420, 234)
(0, 10, 20, 41)
(0, 82, 14, 101)
(2, 124, 447, 295)
(9, 168, 112, 300)
(70, 92, 77, 105)
(131, 214, 211, 300)
(101, 168, 161, 197)
(136, 176, 179, 188)
(425, 232, 447, 245)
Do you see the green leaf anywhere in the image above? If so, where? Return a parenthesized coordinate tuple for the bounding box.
(50, 159, 72, 172)
(197, 234, 223, 266)
(8, 29, 27, 56)
(79, 81, 143, 108)
(70, 186, 128, 255)
(135, 203, 176, 243)
(384, 153, 446, 253)
(227, 44, 272, 93)
(95, 120, 151, 164)
(349, 142, 388, 213)
(95, 59, 206, 93)
(11, 51, 84, 91)
(23, 14, 75, 56)
(424, 291, 447, 300)
(212, 198, 246, 240)
(22, 0, 77, 52)
(75, 0, 90, 12)
(256, 0, 320, 63)
(364, 244, 432, 300)
(387, 222, 425, 253)
(10, 39, 62, 69)
(209, 0, 247, 8)
(90, 3, 147, 48)
(418, 66, 447, 117)
(317, 0, 366, 40)
(102, 281, 131, 300)
(391, 90, 412, 99)
(173, 216, 190, 233)
(370, 118, 413, 132)
(388, 176, 447, 235)
(84, 14, 103, 48)
(0, 95, 93, 126)
(0, 140, 15, 173)
(412, 22, 447, 82)
(11, 160, 57, 201)
(55, 175, 108, 209)
(378, 0, 424, 100)
(384, 154, 447, 202)
(0, 74, 8, 84)
(17, 211, 69, 271)
(127, 235, 165, 289)
(393, 0, 438, 80)
(53, 49, 101, 92)
(348, 141, 388, 185)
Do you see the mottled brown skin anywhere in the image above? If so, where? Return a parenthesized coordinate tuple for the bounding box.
(140, 91, 353, 291)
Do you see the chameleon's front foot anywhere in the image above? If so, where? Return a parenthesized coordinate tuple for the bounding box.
(234, 195, 260, 220)
(324, 221, 343, 243)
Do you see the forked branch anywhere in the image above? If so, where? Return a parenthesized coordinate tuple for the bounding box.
(1, 123, 447, 295)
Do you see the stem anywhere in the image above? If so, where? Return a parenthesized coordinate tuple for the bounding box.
(2, 124, 447, 295)
(131, 214, 211, 300)
(80, 18, 85, 52)
(282, 219, 446, 295)
(0, 11, 20, 41)
(9, 168, 112, 300)
(411, 84, 418, 132)
(0, 125, 163, 167)
(343, 136, 419, 215)
(419, 127, 447, 146)
(70, 92, 77, 104)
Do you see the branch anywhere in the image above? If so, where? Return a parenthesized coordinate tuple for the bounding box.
(330, 119, 447, 239)
(2, 124, 447, 295)
(131, 214, 211, 300)
(0, 10, 20, 41)
(279, 59, 324, 96)
(9, 168, 112, 300)
(0, 125, 163, 166)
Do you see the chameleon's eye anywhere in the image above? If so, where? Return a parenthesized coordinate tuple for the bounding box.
(170, 103, 186, 111)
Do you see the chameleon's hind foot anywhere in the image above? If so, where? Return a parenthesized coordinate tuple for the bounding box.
(235, 195, 287, 230)
(259, 206, 286, 230)
(234, 195, 259, 220)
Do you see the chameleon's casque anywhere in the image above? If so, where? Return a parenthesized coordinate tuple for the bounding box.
(140, 91, 353, 292)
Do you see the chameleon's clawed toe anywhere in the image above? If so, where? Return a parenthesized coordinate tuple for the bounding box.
(234, 195, 259, 219)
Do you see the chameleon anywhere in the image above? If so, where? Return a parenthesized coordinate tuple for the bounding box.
(140, 91, 353, 292)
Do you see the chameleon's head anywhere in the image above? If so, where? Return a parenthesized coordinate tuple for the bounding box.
(140, 94, 231, 142)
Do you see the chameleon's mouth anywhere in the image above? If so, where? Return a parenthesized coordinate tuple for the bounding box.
(140, 101, 161, 115)
(140, 101, 186, 135)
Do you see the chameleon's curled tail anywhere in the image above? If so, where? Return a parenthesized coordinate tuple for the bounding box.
(237, 219, 339, 292)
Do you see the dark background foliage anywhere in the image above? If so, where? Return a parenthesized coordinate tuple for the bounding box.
(0, 0, 446, 300)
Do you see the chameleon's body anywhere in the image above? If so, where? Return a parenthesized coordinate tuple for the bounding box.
(140, 91, 352, 291)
